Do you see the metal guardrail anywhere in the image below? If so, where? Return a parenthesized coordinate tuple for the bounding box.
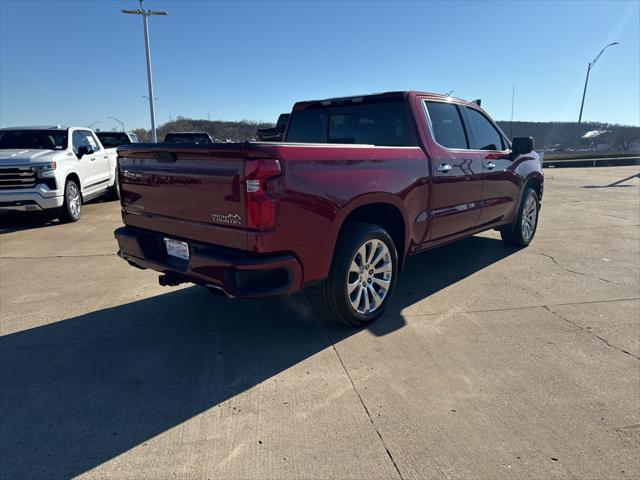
(543, 156, 640, 168)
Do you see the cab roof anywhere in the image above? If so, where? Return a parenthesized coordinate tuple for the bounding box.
(0, 126, 91, 131)
(0, 125, 65, 130)
(292, 91, 479, 111)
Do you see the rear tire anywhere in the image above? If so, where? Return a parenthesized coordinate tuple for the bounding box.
(59, 179, 82, 223)
(500, 187, 539, 246)
(307, 223, 398, 326)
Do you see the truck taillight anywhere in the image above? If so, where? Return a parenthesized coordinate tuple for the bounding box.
(245, 159, 281, 230)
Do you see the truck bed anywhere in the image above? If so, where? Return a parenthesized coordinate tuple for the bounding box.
(116, 141, 429, 283)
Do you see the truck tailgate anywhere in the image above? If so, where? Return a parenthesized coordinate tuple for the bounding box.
(117, 145, 249, 250)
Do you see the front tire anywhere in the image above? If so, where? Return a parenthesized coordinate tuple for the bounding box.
(500, 187, 539, 246)
(308, 223, 398, 326)
(59, 179, 82, 223)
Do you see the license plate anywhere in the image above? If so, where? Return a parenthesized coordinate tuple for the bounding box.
(164, 238, 190, 260)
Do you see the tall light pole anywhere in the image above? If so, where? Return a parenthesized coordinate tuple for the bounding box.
(108, 116, 125, 132)
(578, 42, 619, 123)
(122, 0, 167, 142)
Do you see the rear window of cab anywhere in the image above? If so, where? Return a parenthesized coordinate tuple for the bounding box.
(286, 101, 417, 147)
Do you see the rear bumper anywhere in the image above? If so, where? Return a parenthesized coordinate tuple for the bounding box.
(114, 226, 303, 298)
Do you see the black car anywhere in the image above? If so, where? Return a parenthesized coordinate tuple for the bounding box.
(163, 132, 214, 145)
(96, 131, 139, 148)
(256, 114, 290, 142)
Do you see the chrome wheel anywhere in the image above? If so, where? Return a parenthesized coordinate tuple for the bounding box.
(68, 183, 81, 219)
(347, 239, 393, 314)
(521, 194, 537, 241)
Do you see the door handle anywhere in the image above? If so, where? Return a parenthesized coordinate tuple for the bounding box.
(436, 163, 452, 173)
(485, 162, 496, 170)
(90, 157, 96, 161)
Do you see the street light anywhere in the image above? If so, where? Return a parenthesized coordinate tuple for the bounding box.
(108, 116, 125, 132)
(121, 0, 167, 142)
(578, 42, 619, 123)
(88, 121, 100, 129)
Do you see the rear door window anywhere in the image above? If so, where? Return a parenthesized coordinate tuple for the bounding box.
(464, 107, 504, 150)
(424, 101, 468, 149)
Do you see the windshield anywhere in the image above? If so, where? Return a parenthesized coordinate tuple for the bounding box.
(164, 133, 213, 144)
(0, 130, 68, 150)
(96, 132, 131, 148)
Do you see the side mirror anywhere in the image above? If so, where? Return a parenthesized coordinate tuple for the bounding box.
(511, 137, 534, 156)
(77, 145, 91, 158)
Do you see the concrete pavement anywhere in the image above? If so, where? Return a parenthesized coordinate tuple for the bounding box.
(1, 167, 639, 479)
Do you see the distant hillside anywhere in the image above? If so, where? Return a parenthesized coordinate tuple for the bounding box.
(131, 117, 273, 143)
(131, 117, 639, 152)
(495, 121, 639, 151)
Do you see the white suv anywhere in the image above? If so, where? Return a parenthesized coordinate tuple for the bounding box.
(0, 126, 119, 222)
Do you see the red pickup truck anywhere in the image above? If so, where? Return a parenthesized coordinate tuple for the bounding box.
(114, 91, 543, 325)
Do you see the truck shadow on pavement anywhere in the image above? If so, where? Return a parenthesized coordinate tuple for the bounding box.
(0, 236, 518, 479)
(0, 198, 115, 234)
(0, 211, 60, 233)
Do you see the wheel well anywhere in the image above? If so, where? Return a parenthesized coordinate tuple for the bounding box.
(340, 203, 406, 267)
(527, 176, 543, 202)
(65, 173, 81, 196)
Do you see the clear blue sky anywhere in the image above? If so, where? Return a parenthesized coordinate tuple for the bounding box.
(1, 0, 638, 131)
